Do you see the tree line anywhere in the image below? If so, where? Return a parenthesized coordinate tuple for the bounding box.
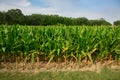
(0, 9, 120, 26)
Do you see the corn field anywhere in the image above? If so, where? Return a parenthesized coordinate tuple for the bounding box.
(0, 25, 120, 63)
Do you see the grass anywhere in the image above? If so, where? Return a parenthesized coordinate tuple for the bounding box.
(0, 68, 120, 80)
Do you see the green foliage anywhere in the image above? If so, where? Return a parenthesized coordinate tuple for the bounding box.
(0, 25, 120, 63)
(4, 9, 24, 25)
(0, 9, 111, 26)
(89, 19, 111, 26)
(114, 20, 120, 26)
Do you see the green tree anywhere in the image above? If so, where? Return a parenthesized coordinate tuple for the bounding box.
(5, 9, 24, 25)
(114, 20, 120, 26)
(75, 17, 89, 25)
(89, 18, 111, 26)
(0, 8, 112, 26)
(0, 11, 4, 24)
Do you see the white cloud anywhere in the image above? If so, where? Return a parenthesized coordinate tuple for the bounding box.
(21, 7, 60, 15)
(12, 0, 31, 7)
(0, 0, 31, 7)
(0, 0, 59, 15)
(0, 0, 31, 12)
(0, 0, 120, 23)
(45, 0, 120, 23)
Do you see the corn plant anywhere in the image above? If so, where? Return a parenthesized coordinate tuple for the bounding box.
(0, 25, 120, 63)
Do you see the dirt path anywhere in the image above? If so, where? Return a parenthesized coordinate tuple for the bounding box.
(0, 60, 120, 73)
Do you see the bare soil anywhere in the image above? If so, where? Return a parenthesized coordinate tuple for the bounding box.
(0, 60, 120, 73)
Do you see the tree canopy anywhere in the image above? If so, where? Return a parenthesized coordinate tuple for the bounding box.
(0, 9, 113, 26)
(114, 20, 120, 26)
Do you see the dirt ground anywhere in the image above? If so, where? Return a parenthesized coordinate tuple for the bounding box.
(0, 60, 120, 73)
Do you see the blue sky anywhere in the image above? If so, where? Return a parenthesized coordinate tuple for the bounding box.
(0, 0, 120, 23)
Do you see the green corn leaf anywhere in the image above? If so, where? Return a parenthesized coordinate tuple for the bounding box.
(2, 47, 6, 53)
(31, 53, 35, 63)
(87, 53, 93, 64)
(48, 55, 54, 64)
